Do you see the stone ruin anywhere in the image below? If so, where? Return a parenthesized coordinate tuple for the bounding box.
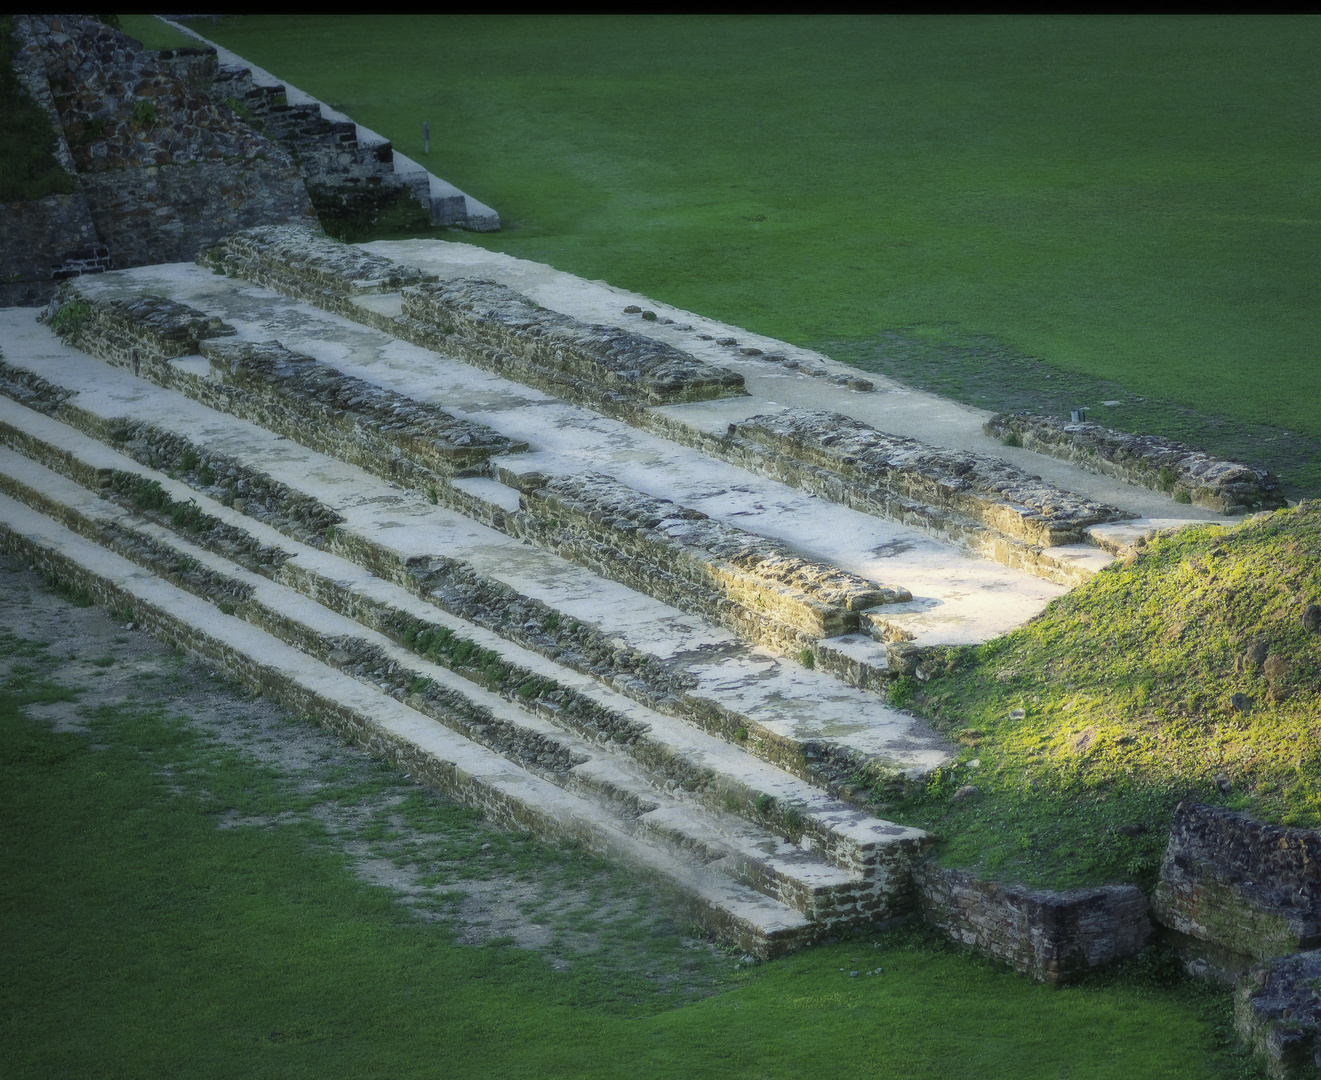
(1, 25, 1316, 1075)
(0, 15, 495, 307)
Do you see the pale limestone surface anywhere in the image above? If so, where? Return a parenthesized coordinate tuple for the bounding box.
(64, 266, 1073, 649)
(364, 237, 1220, 528)
(0, 312, 948, 767)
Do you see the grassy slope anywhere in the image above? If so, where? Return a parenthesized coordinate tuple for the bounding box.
(0, 617, 1257, 1079)
(175, 14, 1321, 492)
(882, 501, 1321, 890)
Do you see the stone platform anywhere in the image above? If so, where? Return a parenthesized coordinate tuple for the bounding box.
(0, 227, 1229, 955)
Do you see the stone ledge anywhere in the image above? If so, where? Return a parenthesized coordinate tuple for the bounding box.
(1235, 950, 1321, 1079)
(202, 224, 435, 296)
(1151, 801, 1321, 963)
(985, 412, 1286, 515)
(523, 471, 911, 640)
(50, 292, 236, 360)
(402, 277, 747, 406)
(199, 339, 526, 475)
(916, 863, 1152, 982)
(731, 409, 1130, 547)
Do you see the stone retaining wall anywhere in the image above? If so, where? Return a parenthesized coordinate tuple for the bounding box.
(524, 471, 909, 640)
(731, 410, 1129, 547)
(402, 278, 747, 406)
(201, 224, 434, 298)
(916, 863, 1152, 982)
(985, 412, 1285, 515)
(1151, 801, 1321, 965)
(1235, 950, 1321, 1079)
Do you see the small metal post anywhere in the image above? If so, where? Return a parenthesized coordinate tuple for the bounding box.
(423, 121, 430, 155)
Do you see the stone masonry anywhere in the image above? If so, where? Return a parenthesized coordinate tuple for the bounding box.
(985, 412, 1285, 515)
(916, 863, 1152, 982)
(1152, 802, 1321, 967)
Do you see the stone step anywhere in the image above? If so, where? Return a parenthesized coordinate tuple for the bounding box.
(0, 491, 819, 956)
(0, 330, 951, 797)
(193, 227, 1138, 586)
(0, 448, 926, 922)
(201, 226, 747, 413)
(400, 277, 749, 406)
(51, 265, 1070, 659)
(59, 292, 525, 479)
(47, 284, 925, 663)
(0, 410, 926, 879)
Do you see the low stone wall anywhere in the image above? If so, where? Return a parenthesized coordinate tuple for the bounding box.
(731, 409, 1129, 547)
(1235, 950, 1321, 1079)
(201, 339, 526, 476)
(916, 863, 1152, 982)
(984, 412, 1285, 515)
(47, 289, 525, 479)
(522, 471, 911, 640)
(201, 225, 434, 298)
(1151, 802, 1321, 965)
(402, 278, 747, 406)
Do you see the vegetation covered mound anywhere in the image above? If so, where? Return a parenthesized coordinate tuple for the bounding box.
(0, 15, 77, 202)
(884, 501, 1321, 891)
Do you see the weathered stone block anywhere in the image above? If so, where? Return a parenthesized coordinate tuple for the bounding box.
(916, 863, 1152, 982)
(200, 339, 526, 476)
(201, 225, 435, 298)
(732, 409, 1130, 547)
(403, 277, 746, 405)
(524, 472, 910, 640)
(984, 412, 1285, 514)
(1152, 802, 1321, 963)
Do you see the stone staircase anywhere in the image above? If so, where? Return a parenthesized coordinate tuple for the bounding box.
(161, 19, 500, 232)
(0, 226, 1216, 955)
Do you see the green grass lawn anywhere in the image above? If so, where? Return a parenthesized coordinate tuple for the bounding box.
(0, 603, 1262, 1079)
(144, 14, 1321, 495)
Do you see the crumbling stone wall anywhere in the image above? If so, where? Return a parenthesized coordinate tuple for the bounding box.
(916, 863, 1152, 982)
(1152, 801, 1321, 967)
(1, 14, 314, 295)
(985, 412, 1284, 514)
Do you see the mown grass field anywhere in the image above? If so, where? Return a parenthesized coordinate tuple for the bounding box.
(0, 566, 1262, 1078)
(129, 14, 1321, 496)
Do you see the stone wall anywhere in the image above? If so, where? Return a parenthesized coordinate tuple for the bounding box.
(731, 409, 1130, 547)
(403, 278, 748, 406)
(1235, 950, 1321, 1079)
(916, 863, 1152, 982)
(1151, 801, 1321, 967)
(985, 412, 1285, 515)
(2, 15, 315, 300)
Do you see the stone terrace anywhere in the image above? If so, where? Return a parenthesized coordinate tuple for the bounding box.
(0, 226, 1238, 957)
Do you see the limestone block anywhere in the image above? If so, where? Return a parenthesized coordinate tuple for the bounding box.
(732, 410, 1130, 547)
(525, 472, 910, 639)
(403, 278, 747, 406)
(985, 412, 1285, 514)
(916, 863, 1151, 982)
